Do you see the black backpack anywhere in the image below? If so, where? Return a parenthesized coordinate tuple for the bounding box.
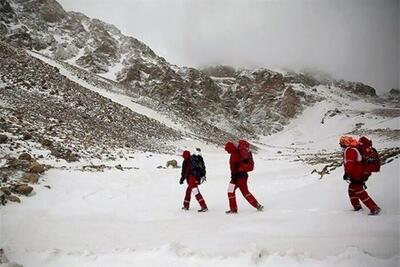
(190, 154, 206, 182)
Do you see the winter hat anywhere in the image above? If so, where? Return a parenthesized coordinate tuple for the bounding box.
(225, 142, 237, 153)
(182, 150, 191, 160)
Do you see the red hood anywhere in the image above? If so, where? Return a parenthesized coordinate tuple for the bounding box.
(225, 142, 237, 154)
(238, 139, 250, 150)
(358, 136, 372, 148)
(182, 150, 191, 160)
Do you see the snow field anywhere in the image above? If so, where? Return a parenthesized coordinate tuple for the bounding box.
(260, 100, 399, 151)
(2, 152, 399, 267)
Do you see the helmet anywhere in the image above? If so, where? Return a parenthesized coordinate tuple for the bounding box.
(339, 135, 358, 147)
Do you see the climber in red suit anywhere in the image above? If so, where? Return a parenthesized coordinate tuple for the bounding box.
(340, 136, 380, 215)
(224, 141, 263, 214)
(179, 150, 208, 212)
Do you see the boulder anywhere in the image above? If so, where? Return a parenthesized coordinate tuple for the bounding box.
(22, 132, 33, 140)
(28, 162, 46, 173)
(1, 187, 11, 195)
(7, 157, 31, 171)
(14, 184, 33, 196)
(64, 152, 80, 162)
(166, 159, 178, 168)
(18, 152, 33, 162)
(0, 134, 8, 144)
(6, 195, 21, 203)
(40, 139, 53, 147)
(51, 147, 80, 162)
(21, 173, 39, 184)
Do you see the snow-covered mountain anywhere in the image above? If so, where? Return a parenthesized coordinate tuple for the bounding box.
(0, 0, 390, 143)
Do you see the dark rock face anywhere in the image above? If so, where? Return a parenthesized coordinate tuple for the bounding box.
(201, 65, 236, 78)
(283, 72, 320, 87)
(334, 80, 377, 97)
(279, 87, 301, 118)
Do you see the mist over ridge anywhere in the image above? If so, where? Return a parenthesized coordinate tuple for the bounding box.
(57, 0, 399, 93)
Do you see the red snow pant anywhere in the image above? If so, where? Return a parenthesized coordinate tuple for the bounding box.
(348, 183, 379, 211)
(227, 177, 259, 211)
(183, 176, 207, 209)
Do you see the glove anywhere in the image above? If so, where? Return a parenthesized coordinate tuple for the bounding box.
(179, 178, 184, 184)
(365, 157, 376, 163)
(343, 173, 349, 180)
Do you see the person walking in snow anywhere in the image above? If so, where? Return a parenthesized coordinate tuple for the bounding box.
(179, 150, 208, 212)
(340, 136, 381, 215)
(224, 141, 263, 214)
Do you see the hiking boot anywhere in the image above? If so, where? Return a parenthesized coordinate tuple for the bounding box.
(198, 207, 208, 212)
(182, 206, 189, 211)
(225, 210, 238, 214)
(369, 207, 381, 216)
(256, 204, 264, 211)
(353, 206, 362, 211)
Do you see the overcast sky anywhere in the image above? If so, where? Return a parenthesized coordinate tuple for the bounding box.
(58, 0, 399, 93)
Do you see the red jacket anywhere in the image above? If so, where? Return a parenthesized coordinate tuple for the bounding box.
(225, 142, 248, 179)
(181, 150, 192, 181)
(343, 147, 369, 181)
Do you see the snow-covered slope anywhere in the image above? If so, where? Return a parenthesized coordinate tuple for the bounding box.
(260, 85, 399, 152)
(2, 108, 399, 266)
(2, 153, 399, 266)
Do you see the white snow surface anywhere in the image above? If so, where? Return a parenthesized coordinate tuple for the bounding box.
(260, 86, 400, 152)
(2, 152, 399, 267)
(2, 51, 399, 267)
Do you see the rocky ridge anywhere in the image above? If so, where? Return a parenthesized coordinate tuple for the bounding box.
(0, 41, 181, 157)
(0, 0, 381, 139)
